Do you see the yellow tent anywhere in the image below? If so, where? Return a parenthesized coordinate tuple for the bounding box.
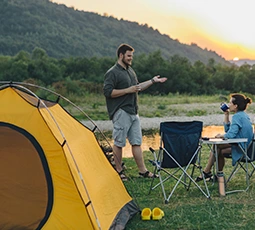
(0, 83, 139, 230)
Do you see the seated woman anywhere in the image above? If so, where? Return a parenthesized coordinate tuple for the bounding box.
(197, 93, 253, 181)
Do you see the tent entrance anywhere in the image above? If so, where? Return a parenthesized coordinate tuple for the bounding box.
(0, 123, 53, 230)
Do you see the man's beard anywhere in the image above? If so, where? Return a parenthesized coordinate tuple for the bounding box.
(122, 57, 131, 68)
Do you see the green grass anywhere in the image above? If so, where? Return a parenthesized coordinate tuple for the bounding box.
(122, 149, 255, 230)
(63, 93, 255, 121)
(64, 92, 255, 229)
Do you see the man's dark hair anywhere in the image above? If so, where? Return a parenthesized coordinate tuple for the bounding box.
(117, 44, 134, 57)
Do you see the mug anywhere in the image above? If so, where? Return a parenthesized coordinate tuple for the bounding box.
(220, 103, 229, 112)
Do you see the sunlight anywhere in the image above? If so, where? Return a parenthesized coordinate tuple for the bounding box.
(53, 0, 255, 59)
(233, 57, 239, 61)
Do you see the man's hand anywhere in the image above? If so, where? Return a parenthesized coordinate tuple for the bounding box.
(152, 75, 167, 83)
(129, 85, 141, 93)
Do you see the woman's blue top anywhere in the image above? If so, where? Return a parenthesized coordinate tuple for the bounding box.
(224, 111, 253, 165)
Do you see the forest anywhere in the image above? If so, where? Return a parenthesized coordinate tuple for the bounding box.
(1, 47, 254, 98)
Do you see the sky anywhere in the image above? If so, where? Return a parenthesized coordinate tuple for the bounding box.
(52, 0, 255, 60)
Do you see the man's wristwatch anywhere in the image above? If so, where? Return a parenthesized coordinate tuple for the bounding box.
(151, 78, 155, 84)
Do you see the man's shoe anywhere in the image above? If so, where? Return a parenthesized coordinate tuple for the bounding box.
(139, 170, 158, 178)
(118, 170, 128, 181)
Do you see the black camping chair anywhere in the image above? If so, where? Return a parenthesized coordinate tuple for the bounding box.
(149, 121, 210, 203)
(225, 135, 255, 194)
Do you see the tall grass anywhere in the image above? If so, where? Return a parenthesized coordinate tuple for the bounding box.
(123, 149, 255, 230)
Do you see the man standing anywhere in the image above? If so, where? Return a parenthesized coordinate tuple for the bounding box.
(103, 44, 167, 181)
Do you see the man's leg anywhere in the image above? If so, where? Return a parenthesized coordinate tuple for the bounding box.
(113, 144, 123, 173)
(128, 115, 153, 176)
(132, 145, 147, 173)
(111, 109, 127, 173)
(132, 145, 156, 177)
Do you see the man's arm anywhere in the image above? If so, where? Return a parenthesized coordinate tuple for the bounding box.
(110, 87, 136, 98)
(139, 75, 167, 91)
(110, 75, 167, 98)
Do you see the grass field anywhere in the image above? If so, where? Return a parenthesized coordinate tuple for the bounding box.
(122, 148, 255, 230)
(67, 93, 255, 229)
(64, 93, 255, 122)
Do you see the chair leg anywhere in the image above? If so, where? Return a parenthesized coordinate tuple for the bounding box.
(186, 164, 196, 191)
(226, 158, 250, 194)
(249, 161, 255, 177)
(148, 143, 211, 203)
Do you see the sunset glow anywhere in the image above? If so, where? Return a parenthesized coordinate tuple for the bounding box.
(52, 0, 255, 60)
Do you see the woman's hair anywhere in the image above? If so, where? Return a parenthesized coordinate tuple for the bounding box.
(231, 93, 252, 111)
(116, 43, 134, 57)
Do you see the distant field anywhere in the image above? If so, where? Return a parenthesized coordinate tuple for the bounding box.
(64, 93, 255, 121)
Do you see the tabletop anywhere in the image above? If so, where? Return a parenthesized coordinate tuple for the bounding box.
(201, 138, 248, 145)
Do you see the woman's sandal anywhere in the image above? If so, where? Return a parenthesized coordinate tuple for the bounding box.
(195, 171, 213, 182)
(118, 170, 128, 181)
(139, 170, 159, 178)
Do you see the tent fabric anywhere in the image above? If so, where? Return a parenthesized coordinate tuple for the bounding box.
(0, 85, 139, 230)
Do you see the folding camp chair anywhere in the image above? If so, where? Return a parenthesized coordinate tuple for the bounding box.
(225, 135, 255, 194)
(149, 121, 210, 203)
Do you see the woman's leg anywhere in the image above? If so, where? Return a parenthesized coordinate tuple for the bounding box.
(203, 151, 215, 173)
(196, 148, 216, 181)
(203, 144, 231, 173)
(197, 144, 231, 181)
(218, 146, 231, 171)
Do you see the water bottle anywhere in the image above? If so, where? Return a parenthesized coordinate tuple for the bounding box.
(217, 171, 226, 196)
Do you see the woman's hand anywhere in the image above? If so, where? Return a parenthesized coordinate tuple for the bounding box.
(215, 133, 224, 138)
(223, 110, 230, 123)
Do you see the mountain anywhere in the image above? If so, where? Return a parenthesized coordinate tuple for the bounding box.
(229, 59, 255, 66)
(0, 0, 230, 65)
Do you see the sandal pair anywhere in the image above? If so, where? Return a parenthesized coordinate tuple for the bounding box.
(195, 171, 213, 182)
(141, 207, 164, 221)
(139, 170, 158, 178)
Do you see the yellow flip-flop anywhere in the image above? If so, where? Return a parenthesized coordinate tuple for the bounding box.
(141, 208, 152, 220)
(152, 207, 164, 220)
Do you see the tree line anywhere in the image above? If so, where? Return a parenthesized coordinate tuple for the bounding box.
(1, 47, 255, 97)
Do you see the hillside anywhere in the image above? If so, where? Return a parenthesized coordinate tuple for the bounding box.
(0, 0, 230, 65)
